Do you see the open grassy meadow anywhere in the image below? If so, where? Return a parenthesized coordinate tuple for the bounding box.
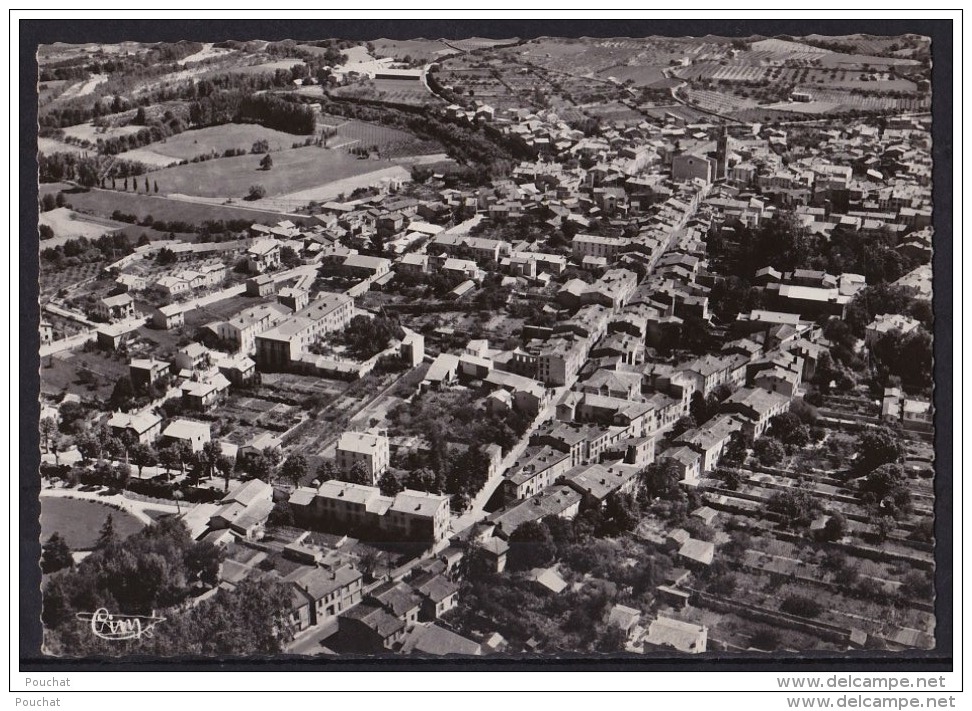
(117, 123, 304, 166)
(60, 188, 312, 227)
(39, 207, 126, 243)
(41, 497, 144, 551)
(143, 143, 408, 200)
(370, 38, 459, 63)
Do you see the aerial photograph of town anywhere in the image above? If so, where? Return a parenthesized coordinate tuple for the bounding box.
(33, 30, 938, 660)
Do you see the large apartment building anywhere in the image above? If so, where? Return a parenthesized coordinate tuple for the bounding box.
(289, 480, 450, 544)
(255, 293, 354, 370)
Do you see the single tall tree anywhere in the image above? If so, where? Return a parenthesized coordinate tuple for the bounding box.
(279, 454, 307, 486)
(96, 514, 117, 549)
(130, 442, 157, 479)
(41, 532, 74, 574)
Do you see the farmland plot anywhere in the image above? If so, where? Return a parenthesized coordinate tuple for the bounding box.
(38, 137, 90, 157)
(117, 123, 303, 166)
(370, 38, 458, 62)
(60, 74, 108, 100)
(683, 89, 759, 113)
(60, 188, 310, 228)
(595, 64, 666, 87)
(39, 208, 126, 243)
(62, 122, 145, 144)
(711, 65, 770, 82)
(140, 143, 397, 200)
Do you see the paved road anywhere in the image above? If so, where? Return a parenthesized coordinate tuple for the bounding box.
(44, 303, 99, 328)
(448, 381, 575, 536)
(40, 486, 180, 525)
(286, 618, 340, 655)
(40, 331, 97, 358)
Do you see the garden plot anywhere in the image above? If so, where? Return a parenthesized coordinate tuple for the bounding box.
(40, 261, 105, 301)
(217, 395, 304, 444)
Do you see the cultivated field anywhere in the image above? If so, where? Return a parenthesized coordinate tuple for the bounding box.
(177, 42, 234, 65)
(182, 293, 259, 331)
(370, 38, 459, 63)
(804, 33, 929, 58)
(39, 262, 105, 301)
(374, 77, 437, 106)
(254, 165, 413, 210)
(328, 117, 443, 157)
(760, 100, 844, 115)
(145, 143, 403, 200)
(816, 51, 920, 69)
(792, 88, 929, 112)
(37, 137, 89, 157)
(40, 345, 131, 401)
(640, 104, 710, 123)
(218, 59, 308, 76)
(38, 80, 74, 106)
(683, 89, 759, 114)
(448, 37, 519, 51)
(39, 207, 126, 243)
(330, 77, 437, 107)
(62, 122, 144, 144)
(59, 188, 310, 228)
(116, 123, 304, 166)
(111, 148, 183, 168)
(581, 102, 646, 124)
(59, 74, 108, 100)
(595, 64, 666, 87)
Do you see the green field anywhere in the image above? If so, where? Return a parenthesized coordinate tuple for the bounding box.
(60, 188, 312, 228)
(328, 117, 442, 156)
(370, 38, 458, 63)
(39, 207, 126, 243)
(118, 123, 304, 165)
(596, 64, 667, 86)
(143, 143, 407, 200)
(41, 497, 144, 551)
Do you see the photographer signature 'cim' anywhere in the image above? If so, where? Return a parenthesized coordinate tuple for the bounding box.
(75, 609, 166, 641)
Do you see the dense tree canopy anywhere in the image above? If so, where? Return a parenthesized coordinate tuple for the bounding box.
(859, 463, 912, 519)
(507, 520, 556, 571)
(41, 533, 74, 574)
(855, 426, 904, 474)
(638, 460, 686, 504)
(767, 487, 820, 530)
